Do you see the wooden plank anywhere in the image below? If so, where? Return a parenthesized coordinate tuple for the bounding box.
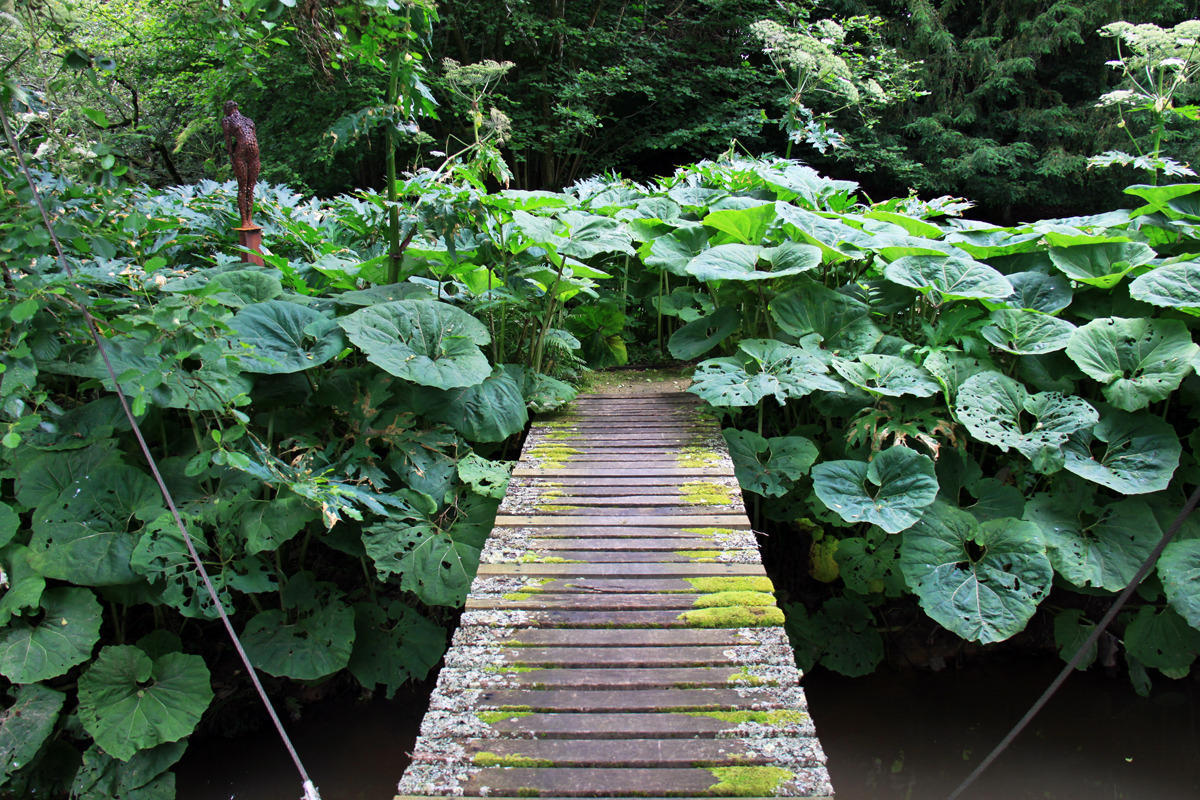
(466, 593, 704, 611)
(457, 767, 773, 796)
(492, 515, 749, 529)
(462, 609, 714, 627)
(495, 527, 744, 539)
(411, 737, 826, 768)
(471, 576, 774, 595)
(516, 496, 737, 508)
(476, 563, 764, 578)
(475, 711, 814, 738)
(435, 665, 791, 690)
(509, 484, 698, 497)
(468, 687, 779, 712)
(513, 468, 728, 478)
(531, 538, 733, 550)
(501, 550, 749, 564)
(492, 628, 764, 647)
(478, 646, 757, 668)
(510, 507, 743, 518)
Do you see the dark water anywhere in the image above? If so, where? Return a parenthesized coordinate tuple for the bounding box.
(177, 660, 1200, 800)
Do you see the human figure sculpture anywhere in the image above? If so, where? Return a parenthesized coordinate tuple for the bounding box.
(221, 100, 260, 228)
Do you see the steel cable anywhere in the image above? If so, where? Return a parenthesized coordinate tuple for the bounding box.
(1, 104, 321, 800)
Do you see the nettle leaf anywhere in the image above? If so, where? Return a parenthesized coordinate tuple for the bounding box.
(0, 683, 65, 786)
(28, 464, 162, 586)
(363, 519, 480, 607)
(239, 492, 318, 554)
(899, 503, 1052, 643)
(981, 309, 1076, 355)
(883, 255, 1013, 301)
(685, 242, 820, 282)
(456, 452, 512, 499)
(688, 339, 842, 407)
(992, 270, 1073, 314)
(77, 645, 212, 762)
(1065, 317, 1199, 411)
(1124, 606, 1200, 673)
(0, 587, 101, 683)
(954, 372, 1098, 472)
(1129, 261, 1200, 313)
(348, 600, 446, 698)
(769, 282, 882, 357)
(71, 742, 184, 800)
(668, 306, 741, 360)
(811, 447, 939, 533)
(722, 429, 818, 498)
(338, 299, 492, 389)
(1159, 540, 1200, 630)
(241, 599, 355, 680)
(432, 364, 528, 442)
(1025, 493, 1161, 592)
(1063, 409, 1180, 494)
(230, 300, 345, 373)
(1049, 241, 1155, 288)
(831, 354, 940, 397)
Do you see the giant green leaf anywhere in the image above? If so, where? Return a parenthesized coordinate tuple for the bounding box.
(784, 596, 883, 677)
(641, 224, 709, 276)
(1065, 317, 1198, 411)
(0, 586, 101, 683)
(831, 354, 940, 397)
(71, 742, 184, 800)
(0, 683, 64, 786)
(688, 339, 842, 407)
(883, 255, 1012, 301)
(811, 447, 939, 533)
(1159, 539, 1200, 631)
(981, 309, 1075, 355)
(1049, 241, 1155, 288)
(834, 529, 906, 597)
(28, 464, 161, 586)
(703, 203, 777, 244)
(685, 242, 820, 282)
(207, 269, 283, 307)
(1063, 409, 1180, 494)
(131, 514, 242, 620)
(432, 364, 528, 442)
(363, 519, 480, 607)
(348, 600, 446, 698)
(15, 444, 120, 508)
(0, 545, 44, 627)
(769, 282, 881, 356)
(77, 645, 212, 761)
(1025, 493, 1161, 591)
(559, 210, 634, 259)
(241, 600, 355, 680)
(899, 503, 1052, 643)
(338, 300, 491, 389)
(722, 429, 817, 498)
(924, 350, 994, 402)
(1129, 261, 1200, 313)
(954, 372, 1097, 472)
(668, 307, 741, 360)
(230, 300, 345, 373)
(0, 503, 16, 549)
(1123, 606, 1200, 672)
(994, 270, 1073, 313)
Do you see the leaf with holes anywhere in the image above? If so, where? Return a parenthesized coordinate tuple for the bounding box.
(1123, 606, 1200, 672)
(834, 529, 906, 596)
(338, 299, 492, 389)
(811, 447, 939, 533)
(883, 255, 1012, 301)
(241, 599, 355, 680)
(0, 683, 64, 786)
(1049, 241, 1155, 288)
(785, 596, 883, 677)
(954, 372, 1097, 473)
(363, 519, 479, 607)
(722, 429, 818, 498)
(769, 282, 881, 356)
(1158, 540, 1200, 631)
(457, 453, 512, 499)
(981, 309, 1075, 355)
(688, 339, 842, 408)
(77, 645, 212, 761)
(899, 503, 1051, 643)
(431, 364, 528, 442)
(0, 587, 102, 683)
(1024, 493, 1161, 592)
(70, 742, 185, 800)
(1063, 409, 1180, 494)
(1065, 317, 1198, 411)
(831, 354, 940, 398)
(230, 300, 345, 373)
(1129, 261, 1200, 313)
(348, 601, 446, 698)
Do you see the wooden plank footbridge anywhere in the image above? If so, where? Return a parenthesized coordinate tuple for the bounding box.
(397, 386, 833, 799)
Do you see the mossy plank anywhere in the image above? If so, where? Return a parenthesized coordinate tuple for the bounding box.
(491, 515, 750, 529)
(496, 628, 766, 648)
(532, 538, 721, 550)
(469, 711, 815, 739)
(487, 646, 762, 668)
(505, 549, 749, 564)
(458, 666, 776, 690)
(467, 593, 706, 611)
(512, 467, 729, 478)
(477, 562, 765, 577)
(471, 688, 792, 713)
(413, 738, 826, 769)
(460, 767, 772, 797)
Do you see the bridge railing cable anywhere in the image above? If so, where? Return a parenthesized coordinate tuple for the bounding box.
(1, 104, 322, 800)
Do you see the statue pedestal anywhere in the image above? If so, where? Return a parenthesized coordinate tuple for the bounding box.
(235, 225, 264, 266)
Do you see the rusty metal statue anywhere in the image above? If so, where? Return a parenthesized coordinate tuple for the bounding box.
(221, 100, 263, 264)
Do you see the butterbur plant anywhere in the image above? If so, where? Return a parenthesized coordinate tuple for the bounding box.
(1090, 19, 1200, 182)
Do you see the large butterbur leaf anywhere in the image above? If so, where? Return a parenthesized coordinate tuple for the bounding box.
(0, 587, 102, 683)
(831, 354, 940, 397)
(703, 203, 777, 244)
(363, 518, 480, 607)
(769, 282, 881, 356)
(0, 683, 65, 787)
(685, 242, 820, 282)
(338, 299, 491, 389)
(1024, 493, 1161, 592)
(558, 210, 634, 259)
(1065, 317, 1198, 411)
(1049, 241, 1154, 288)
(1123, 606, 1200, 673)
(899, 503, 1052, 643)
(981, 309, 1075, 355)
(432, 364, 528, 442)
(722, 429, 817, 497)
(77, 645, 211, 761)
(641, 224, 709, 276)
(1158, 540, 1200, 630)
(1063, 409, 1180, 494)
(348, 600, 446, 698)
(954, 372, 1097, 472)
(0, 545, 45, 626)
(993, 270, 1073, 313)
(811, 447, 939, 533)
(70, 742, 184, 800)
(241, 600, 355, 680)
(883, 255, 1012, 301)
(668, 307, 741, 360)
(688, 338, 842, 407)
(230, 300, 345, 373)
(1129, 261, 1200, 313)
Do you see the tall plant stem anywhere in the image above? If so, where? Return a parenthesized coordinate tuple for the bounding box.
(386, 51, 403, 284)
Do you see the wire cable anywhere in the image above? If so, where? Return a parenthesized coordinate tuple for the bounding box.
(1, 104, 321, 800)
(946, 482, 1200, 800)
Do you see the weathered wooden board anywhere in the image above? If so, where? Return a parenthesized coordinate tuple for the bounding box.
(512, 467, 729, 478)
(465, 593, 707, 611)
(464, 646, 766, 668)
(433, 665, 793, 690)
(460, 711, 815, 739)
(471, 576, 774, 595)
(465, 628, 770, 648)
(492, 514, 750, 529)
(461, 687, 788, 712)
(476, 562, 765, 577)
(411, 737, 827, 767)
(497, 549, 753, 563)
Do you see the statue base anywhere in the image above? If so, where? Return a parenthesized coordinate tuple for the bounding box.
(235, 225, 264, 266)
